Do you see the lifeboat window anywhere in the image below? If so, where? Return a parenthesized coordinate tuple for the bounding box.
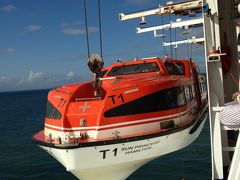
(177, 87, 186, 106)
(189, 63, 193, 75)
(185, 85, 195, 102)
(189, 85, 193, 100)
(202, 83, 206, 93)
(199, 83, 203, 93)
(107, 62, 160, 76)
(164, 62, 185, 75)
(192, 84, 196, 98)
(100, 70, 108, 78)
(45, 101, 62, 120)
(160, 120, 175, 129)
(184, 85, 191, 102)
(104, 86, 186, 117)
(201, 83, 206, 93)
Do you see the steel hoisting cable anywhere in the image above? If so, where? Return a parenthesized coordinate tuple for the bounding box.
(97, 0, 103, 58)
(161, 15, 166, 56)
(169, 14, 173, 58)
(84, 0, 90, 58)
(186, 43, 190, 59)
(190, 42, 193, 59)
(174, 28, 177, 59)
(186, 30, 190, 59)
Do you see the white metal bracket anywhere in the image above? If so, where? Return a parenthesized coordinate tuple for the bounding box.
(136, 18, 204, 34)
(162, 37, 205, 47)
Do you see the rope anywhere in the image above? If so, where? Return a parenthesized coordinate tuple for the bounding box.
(84, 0, 90, 58)
(97, 0, 103, 58)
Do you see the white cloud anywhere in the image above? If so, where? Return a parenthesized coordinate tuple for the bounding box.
(60, 19, 98, 36)
(124, 0, 150, 5)
(61, 26, 99, 36)
(2, 48, 14, 56)
(0, 76, 11, 83)
(1, 4, 16, 12)
(66, 71, 75, 80)
(27, 71, 45, 83)
(88, 27, 99, 33)
(61, 20, 82, 27)
(17, 71, 45, 85)
(0, 70, 92, 92)
(0, 76, 20, 91)
(24, 25, 43, 32)
(62, 28, 85, 35)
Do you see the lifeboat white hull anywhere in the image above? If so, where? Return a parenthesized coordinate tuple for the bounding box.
(39, 111, 207, 180)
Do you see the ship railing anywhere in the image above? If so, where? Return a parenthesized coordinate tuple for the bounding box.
(212, 106, 240, 180)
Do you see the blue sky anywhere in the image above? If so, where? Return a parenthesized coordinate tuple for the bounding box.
(0, 0, 205, 92)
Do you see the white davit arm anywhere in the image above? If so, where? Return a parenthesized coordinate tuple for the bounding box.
(119, 0, 202, 21)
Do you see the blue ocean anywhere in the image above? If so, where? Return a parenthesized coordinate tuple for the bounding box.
(0, 89, 211, 179)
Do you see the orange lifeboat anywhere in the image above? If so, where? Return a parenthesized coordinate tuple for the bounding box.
(33, 57, 208, 180)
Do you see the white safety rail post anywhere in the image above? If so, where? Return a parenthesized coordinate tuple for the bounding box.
(210, 104, 228, 179)
(203, 13, 224, 180)
(228, 131, 240, 180)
